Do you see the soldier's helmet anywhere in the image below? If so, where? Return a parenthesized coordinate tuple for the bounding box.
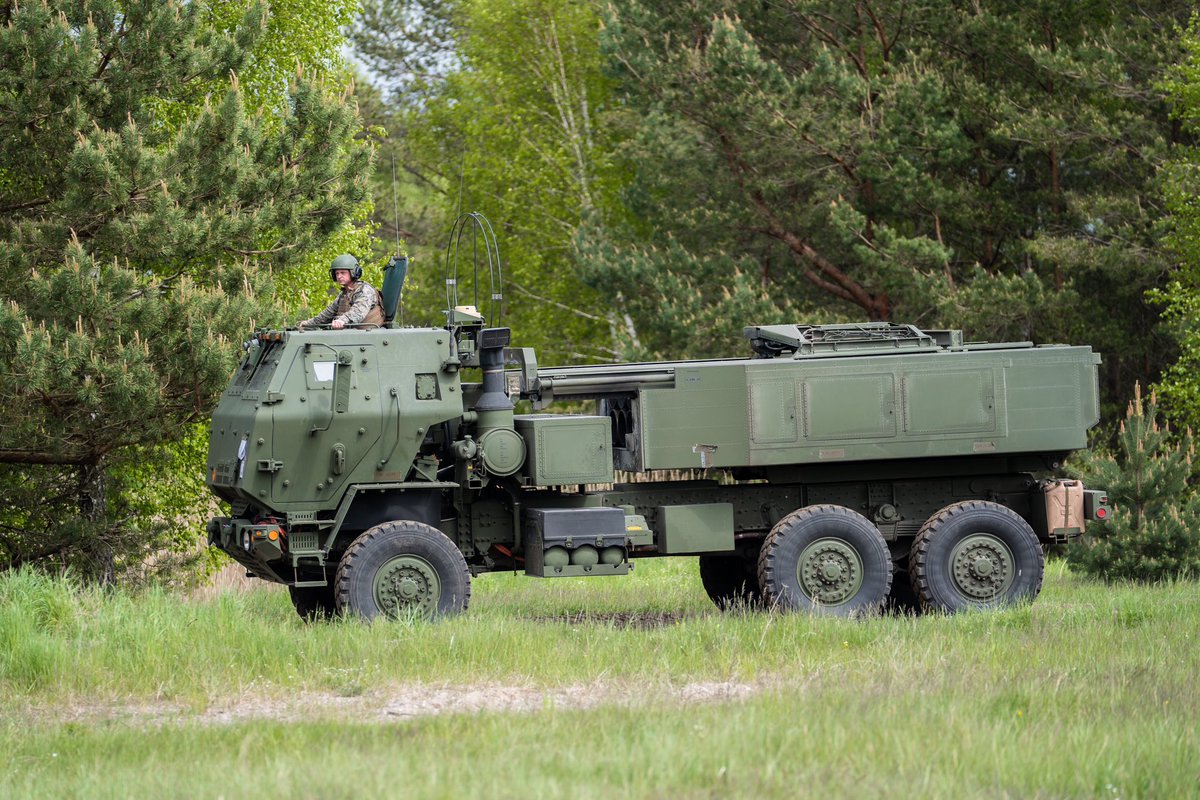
(330, 254, 362, 281)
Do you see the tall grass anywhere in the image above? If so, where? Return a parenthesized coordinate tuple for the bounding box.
(1, 560, 1197, 797)
(1, 560, 1198, 703)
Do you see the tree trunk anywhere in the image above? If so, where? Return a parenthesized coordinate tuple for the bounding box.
(78, 458, 115, 587)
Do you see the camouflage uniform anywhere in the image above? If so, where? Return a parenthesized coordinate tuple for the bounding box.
(302, 281, 384, 328)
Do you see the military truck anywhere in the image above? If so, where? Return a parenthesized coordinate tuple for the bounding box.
(206, 253, 1108, 620)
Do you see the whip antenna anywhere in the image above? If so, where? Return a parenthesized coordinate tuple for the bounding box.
(391, 153, 403, 325)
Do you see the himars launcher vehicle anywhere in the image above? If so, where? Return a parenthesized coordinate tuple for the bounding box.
(206, 223, 1109, 620)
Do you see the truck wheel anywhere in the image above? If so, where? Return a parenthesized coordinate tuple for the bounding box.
(757, 505, 892, 617)
(699, 548, 764, 610)
(909, 500, 1044, 613)
(288, 584, 337, 621)
(335, 521, 471, 621)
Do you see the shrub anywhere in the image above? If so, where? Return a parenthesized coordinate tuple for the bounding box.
(1067, 384, 1200, 581)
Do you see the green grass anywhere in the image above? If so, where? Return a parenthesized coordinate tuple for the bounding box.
(1, 559, 1198, 798)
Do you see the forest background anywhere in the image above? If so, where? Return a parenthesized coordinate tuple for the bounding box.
(4, 0, 1200, 583)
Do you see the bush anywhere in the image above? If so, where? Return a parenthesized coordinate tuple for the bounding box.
(1067, 384, 1200, 581)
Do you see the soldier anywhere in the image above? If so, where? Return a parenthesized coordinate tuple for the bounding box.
(298, 254, 384, 329)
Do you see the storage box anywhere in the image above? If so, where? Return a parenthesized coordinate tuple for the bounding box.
(515, 414, 614, 486)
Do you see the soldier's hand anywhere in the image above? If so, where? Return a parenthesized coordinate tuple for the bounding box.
(331, 319, 346, 330)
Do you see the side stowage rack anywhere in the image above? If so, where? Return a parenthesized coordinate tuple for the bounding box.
(744, 322, 964, 359)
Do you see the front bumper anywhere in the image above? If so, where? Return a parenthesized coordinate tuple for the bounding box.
(207, 517, 287, 580)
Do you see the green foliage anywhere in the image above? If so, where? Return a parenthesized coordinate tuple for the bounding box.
(0, 0, 372, 580)
(1068, 385, 1200, 581)
(346, 2, 449, 308)
(590, 1, 1183, 378)
(108, 424, 229, 583)
(356, 0, 625, 362)
(1152, 17, 1200, 427)
(206, 0, 358, 107)
(206, 0, 383, 319)
(351, 0, 456, 104)
(578, 232, 805, 359)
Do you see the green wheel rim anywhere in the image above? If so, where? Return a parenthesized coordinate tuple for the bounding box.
(948, 533, 1015, 601)
(797, 537, 863, 606)
(373, 554, 441, 617)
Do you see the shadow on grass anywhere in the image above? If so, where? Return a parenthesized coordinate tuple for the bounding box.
(524, 610, 700, 629)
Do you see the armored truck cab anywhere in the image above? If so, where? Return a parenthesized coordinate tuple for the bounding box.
(209, 326, 462, 512)
(207, 318, 1108, 620)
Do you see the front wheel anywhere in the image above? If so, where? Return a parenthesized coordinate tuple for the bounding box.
(757, 504, 892, 617)
(335, 521, 471, 621)
(909, 500, 1044, 613)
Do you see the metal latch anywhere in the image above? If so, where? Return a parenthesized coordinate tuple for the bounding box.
(256, 459, 284, 473)
(692, 444, 718, 468)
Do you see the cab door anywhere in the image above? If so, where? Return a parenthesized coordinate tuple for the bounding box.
(271, 342, 382, 504)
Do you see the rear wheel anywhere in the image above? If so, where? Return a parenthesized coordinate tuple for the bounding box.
(909, 500, 1044, 613)
(757, 504, 892, 617)
(699, 546, 764, 610)
(335, 520, 471, 621)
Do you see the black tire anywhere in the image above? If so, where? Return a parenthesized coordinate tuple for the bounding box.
(699, 546, 764, 611)
(757, 504, 892, 617)
(335, 520, 471, 621)
(909, 500, 1044, 613)
(288, 584, 337, 621)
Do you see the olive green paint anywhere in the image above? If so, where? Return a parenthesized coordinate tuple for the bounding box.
(205, 321, 1104, 619)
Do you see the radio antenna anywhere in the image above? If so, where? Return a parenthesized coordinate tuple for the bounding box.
(443, 212, 503, 328)
(391, 153, 403, 325)
(455, 152, 466, 220)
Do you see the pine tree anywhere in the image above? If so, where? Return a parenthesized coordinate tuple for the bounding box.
(1153, 18, 1200, 430)
(584, 0, 1187, 385)
(0, 0, 372, 580)
(1068, 384, 1200, 581)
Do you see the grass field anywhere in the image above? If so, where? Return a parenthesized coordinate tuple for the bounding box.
(1, 558, 1198, 798)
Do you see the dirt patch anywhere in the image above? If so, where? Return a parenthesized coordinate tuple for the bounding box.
(37, 679, 762, 728)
